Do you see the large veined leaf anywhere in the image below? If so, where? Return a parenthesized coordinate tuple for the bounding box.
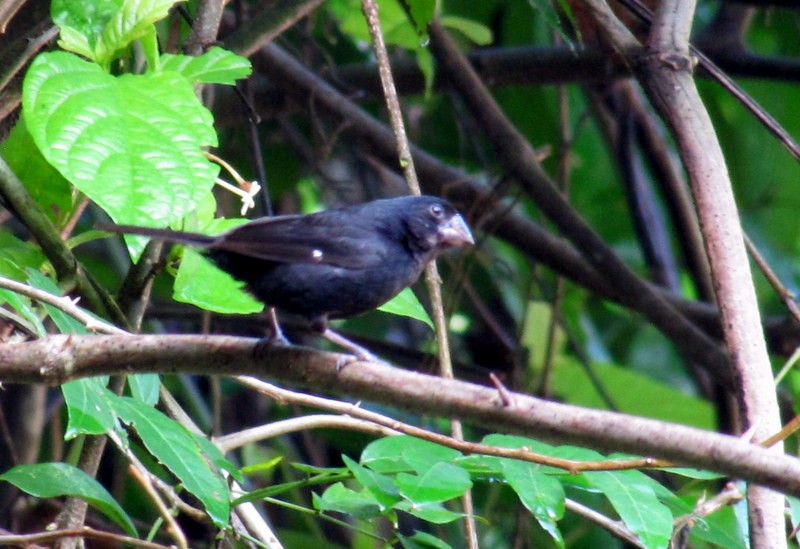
(23, 51, 219, 230)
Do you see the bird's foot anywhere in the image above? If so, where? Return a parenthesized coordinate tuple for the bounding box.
(322, 328, 379, 371)
(252, 333, 290, 360)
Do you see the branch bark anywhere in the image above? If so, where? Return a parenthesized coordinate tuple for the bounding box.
(635, 0, 785, 545)
(2, 334, 800, 498)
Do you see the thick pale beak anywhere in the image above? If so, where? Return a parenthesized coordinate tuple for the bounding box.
(438, 213, 474, 248)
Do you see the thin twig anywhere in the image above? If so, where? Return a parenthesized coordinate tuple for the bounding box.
(233, 375, 669, 474)
(215, 414, 399, 452)
(565, 498, 646, 548)
(0, 276, 127, 335)
(358, 2, 477, 544)
(0, 527, 172, 549)
(0, 26, 58, 93)
(744, 234, 800, 325)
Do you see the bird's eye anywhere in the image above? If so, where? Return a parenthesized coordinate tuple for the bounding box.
(429, 204, 444, 218)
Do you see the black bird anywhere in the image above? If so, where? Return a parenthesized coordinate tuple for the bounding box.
(98, 195, 474, 359)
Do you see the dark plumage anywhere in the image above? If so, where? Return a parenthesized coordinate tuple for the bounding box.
(98, 195, 474, 358)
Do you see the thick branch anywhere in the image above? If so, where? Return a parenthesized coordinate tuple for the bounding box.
(2, 334, 800, 498)
(642, 0, 785, 544)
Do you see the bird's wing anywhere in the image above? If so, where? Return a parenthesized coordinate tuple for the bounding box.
(208, 212, 391, 269)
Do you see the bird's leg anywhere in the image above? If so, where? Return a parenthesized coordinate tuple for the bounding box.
(266, 307, 290, 344)
(309, 316, 378, 367)
(322, 328, 378, 365)
(253, 308, 290, 359)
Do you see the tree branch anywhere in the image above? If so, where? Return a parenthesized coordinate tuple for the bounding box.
(3, 334, 800, 498)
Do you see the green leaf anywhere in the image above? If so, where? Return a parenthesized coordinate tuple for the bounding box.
(377, 287, 433, 328)
(481, 434, 566, 476)
(398, 531, 453, 549)
(362, 435, 462, 474)
(586, 470, 673, 549)
(550, 356, 716, 429)
(343, 455, 402, 510)
(395, 500, 464, 524)
(0, 117, 75, 224)
(171, 217, 263, 314)
(98, 0, 181, 66)
(0, 288, 46, 337)
(26, 269, 88, 334)
(679, 495, 747, 549)
(405, 0, 436, 35)
(396, 462, 472, 504)
(51, 0, 119, 60)
(290, 463, 349, 476)
(659, 467, 725, 480)
(329, 0, 421, 50)
(483, 432, 568, 546)
(128, 373, 160, 405)
(52, 0, 183, 66)
(313, 483, 383, 519)
(0, 232, 46, 279)
(160, 46, 252, 84)
(23, 51, 219, 234)
(62, 377, 121, 438)
(112, 395, 231, 526)
(502, 460, 565, 547)
(174, 248, 264, 315)
(440, 15, 493, 45)
(0, 462, 136, 535)
(193, 432, 243, 483)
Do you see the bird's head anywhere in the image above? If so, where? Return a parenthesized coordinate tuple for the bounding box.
(403, 196, 474, 255)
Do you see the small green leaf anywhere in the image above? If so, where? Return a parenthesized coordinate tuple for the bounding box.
(0, 462, 136, 535)
(51, 0, 118, 60)
(160, 47, 252, 84)
(313, 483, 383, 519)
(678, 494, 746, 549)
(660, 467, 725, 480)
(502, 460, 565, 547)
(26, 269, 88, 334)
(398, 531, 453, 549)
(0, 232, 46, 279)
(128, 374, 160, 405)
(0, 289, 46, 337)
(62, 377, 121, 438)
(174, 248, 264, 314)
(440, 15, 493, 45)
(362, 435, 461, 474)
(405, 0, 436, 35)
(343, 455, 401, 510)
(586, 470, 673, 549)
(378, 287, 433, 328)
(396, 462, 472, 504)
(395, 500, 464, 524)
(52, 0, 183, 66)
(98, 0, 181, 66)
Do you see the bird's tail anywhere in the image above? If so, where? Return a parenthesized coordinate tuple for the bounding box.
(95, 223, 217, 247)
